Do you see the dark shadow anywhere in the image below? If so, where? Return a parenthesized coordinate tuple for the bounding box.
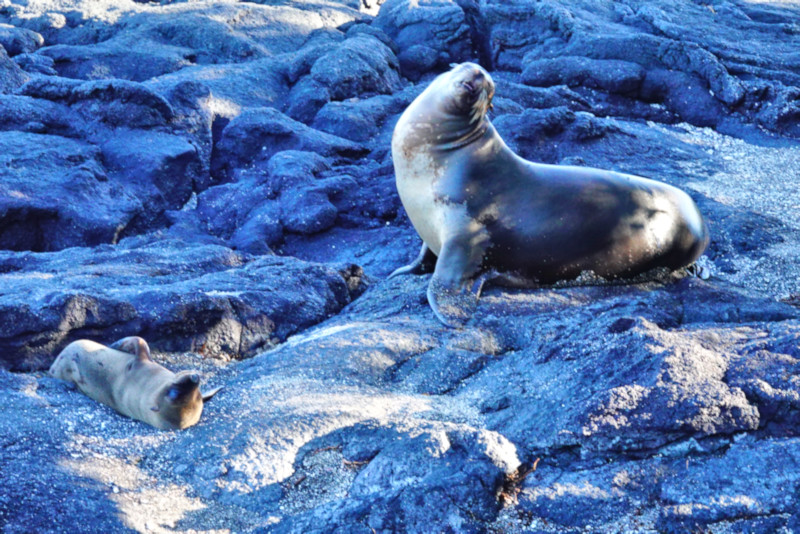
(0, 371, 136, 533)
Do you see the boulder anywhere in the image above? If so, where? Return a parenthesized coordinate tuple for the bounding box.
(211, 107, 368, 182)
(0, 94, 85, 136)
(309, 33, 402, 101)
(40, 39, 191, 82)
(20, 77, 176, 129)
(522, 56, 645, 95)
(99, 130, 205, 232)
(0, 132, 141, 252)
(0, 23, 43, 56)
(285, 31, 402, 123)
(0, 44, 28, 92)
(374, 0, 480, 81)
(285, 77, 331, 124)
(148, 56, 292, 111)
(312, 94, 400, 142)
(69, 79, 175, 128)
(0, 236, 365, 371)
(11, 52, 57, 75)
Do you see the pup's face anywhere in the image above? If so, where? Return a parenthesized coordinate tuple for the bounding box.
(154, 372, 204, 429)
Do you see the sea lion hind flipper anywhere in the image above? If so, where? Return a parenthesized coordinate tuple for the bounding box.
(202, 386, 223, 403)
(388, 242, 437, 279)
(110, 336, 152, 361)
(684, 260, 711, 280)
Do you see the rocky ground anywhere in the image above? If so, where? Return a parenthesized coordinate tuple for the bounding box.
(1, 0, 800, 532)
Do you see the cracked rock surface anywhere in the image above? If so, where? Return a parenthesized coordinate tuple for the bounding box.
(2, 0, 800, 532)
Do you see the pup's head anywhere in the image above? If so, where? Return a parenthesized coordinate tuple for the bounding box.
(153, 371, 221, 430)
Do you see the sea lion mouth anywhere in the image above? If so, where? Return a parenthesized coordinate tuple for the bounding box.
(460, 79, 479, 94)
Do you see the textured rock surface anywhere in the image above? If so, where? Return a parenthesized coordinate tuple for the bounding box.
(0, 235, 365, 371)
(2, 0, 800, 532)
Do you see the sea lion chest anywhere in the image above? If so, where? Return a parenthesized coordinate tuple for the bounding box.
(392, 119, 501, 257)
(392, 130, 449, 255)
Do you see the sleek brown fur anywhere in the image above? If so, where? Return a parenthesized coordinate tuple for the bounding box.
(49, 337, 221, 430)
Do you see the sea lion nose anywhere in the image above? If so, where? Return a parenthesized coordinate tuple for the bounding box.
(470, 69, 489, 90)
(461, 72, 486, 93)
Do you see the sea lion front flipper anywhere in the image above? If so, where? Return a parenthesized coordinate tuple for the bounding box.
(202, 386, 223, 402)
(427, 238, 486, 328)
(110, 337, 152, 362)
(388, 242, 437, 279)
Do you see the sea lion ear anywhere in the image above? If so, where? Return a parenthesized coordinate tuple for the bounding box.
(201, 386, 223, 403)
(110, 336, 152, 361)
(150, 405, 160, 412)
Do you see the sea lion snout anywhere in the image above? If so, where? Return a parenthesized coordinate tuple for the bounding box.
(166, 373, 202, 402)
(449, 63, 495, 123)
(453, 63, 494, 95)
(459, 72, 486, 94)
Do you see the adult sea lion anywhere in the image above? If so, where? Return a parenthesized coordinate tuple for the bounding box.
(390, 62, 709, 326)
(49, 337, 221, 430)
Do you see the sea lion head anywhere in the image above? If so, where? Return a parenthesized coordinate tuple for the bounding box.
(397, 62, 496, 153)
(438, 62, 495, 124)
(152, 372, 205, 429)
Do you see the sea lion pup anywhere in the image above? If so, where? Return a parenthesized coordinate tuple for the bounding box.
(49, 337, 222, 430)
(390, 62, 709, 326)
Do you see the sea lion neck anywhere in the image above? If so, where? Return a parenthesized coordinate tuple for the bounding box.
(434, 118, 490, 152)
(398, 103, 488, 154)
